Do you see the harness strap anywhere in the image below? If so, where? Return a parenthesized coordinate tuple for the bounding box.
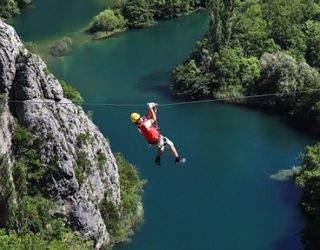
(149, 136, 167, 146)
(148, 136, 161, 145)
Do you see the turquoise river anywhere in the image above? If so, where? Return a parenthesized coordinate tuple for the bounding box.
(11, 1, 314, 249)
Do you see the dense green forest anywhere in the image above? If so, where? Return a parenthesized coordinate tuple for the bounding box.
(89, 0, 206, 38)
(171, 0, 320, 248)
(0, 0, 32, 18)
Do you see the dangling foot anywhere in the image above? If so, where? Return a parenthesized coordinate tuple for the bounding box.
(175, 156, 186, 165)
(155, 156, 161, 166)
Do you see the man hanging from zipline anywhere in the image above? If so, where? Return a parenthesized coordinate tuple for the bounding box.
(130, 102, 186, 166)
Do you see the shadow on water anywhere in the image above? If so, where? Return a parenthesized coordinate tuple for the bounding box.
(273, 181, 304, 250)
(138, 70, 173, 97)
(274, 235, 302, 250)
(278, 180, 302, 206)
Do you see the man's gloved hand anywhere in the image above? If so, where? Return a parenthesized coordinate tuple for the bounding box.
(147, 102, 158, 109)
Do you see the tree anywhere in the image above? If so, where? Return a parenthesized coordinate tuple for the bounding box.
(295, 143, 320, 249)
(122, 0, 155, 28)
(211, 47, 260, 102)
(253, 52, 320, 120)
(305, 20, 320, 69)
(172, 59, 212, 99)
(207, 0, 237, 53)
(239, 56, 260, 91)
(212, 47, 242, 88)
(231, 0, 276, 56)
(0, 0, 33, 18)
(152, 0, 189, 19)
(0, 0, 19, 18)
(260, 0, 315, 57)
(90, 9, 126, 33)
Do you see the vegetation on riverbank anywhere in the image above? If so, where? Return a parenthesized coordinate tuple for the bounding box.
(88, 0, 206, 39)
(171, 0, 320, 248)
(295, 143, 320, 249)
(172, 0, 320, 135)
(0, 0, 32, 19)
(172, 0, 320, 119)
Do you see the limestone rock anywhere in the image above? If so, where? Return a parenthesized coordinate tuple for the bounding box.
(0, 19, 121, 248)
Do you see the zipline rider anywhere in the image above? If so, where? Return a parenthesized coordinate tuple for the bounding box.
(130, 102, 186, 166)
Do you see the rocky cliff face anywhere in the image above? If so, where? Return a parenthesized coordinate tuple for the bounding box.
(0, 20, 120, 248)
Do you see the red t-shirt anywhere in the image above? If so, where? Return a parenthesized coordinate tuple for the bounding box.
(137, 117, 160, 143)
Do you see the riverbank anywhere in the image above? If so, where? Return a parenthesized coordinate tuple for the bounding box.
(89, 5, 206, 41)
(171, 1, 320, 248)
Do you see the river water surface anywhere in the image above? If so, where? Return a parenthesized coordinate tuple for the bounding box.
(12, 1, 313, 249)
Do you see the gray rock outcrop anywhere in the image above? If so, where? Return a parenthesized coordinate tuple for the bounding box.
(0, 20, 120, 248)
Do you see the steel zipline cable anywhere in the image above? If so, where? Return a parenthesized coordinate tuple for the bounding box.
(5, 88, 320, 108)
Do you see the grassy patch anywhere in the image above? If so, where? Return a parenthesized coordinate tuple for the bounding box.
(74, 166, 85, 187)
(59, 80, 84, 105)
(0, 94, 6, 117)
(77, 131, 91, 147)
(97, 151, 107, 171)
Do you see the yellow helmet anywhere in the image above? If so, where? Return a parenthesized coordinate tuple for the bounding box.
(130, 112, 140, 123)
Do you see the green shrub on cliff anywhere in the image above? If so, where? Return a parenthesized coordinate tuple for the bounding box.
(12, 121, 46, 195)
(100, 153, 145, 246)
(0, 94, 6, 116)
(0, 154, 16, 230)
(59, 80, 84, 105)
(23, 41, 40, 57)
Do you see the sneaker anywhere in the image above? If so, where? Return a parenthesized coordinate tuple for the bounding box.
(155, 156, 161, 166)
(175, 156, 186, 165)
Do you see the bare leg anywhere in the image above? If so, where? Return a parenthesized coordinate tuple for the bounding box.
(164, 137, 179, 158)
(168, 143, 179, 158)
(154, 136, 184, 165)
(164, 137, 185, 164)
